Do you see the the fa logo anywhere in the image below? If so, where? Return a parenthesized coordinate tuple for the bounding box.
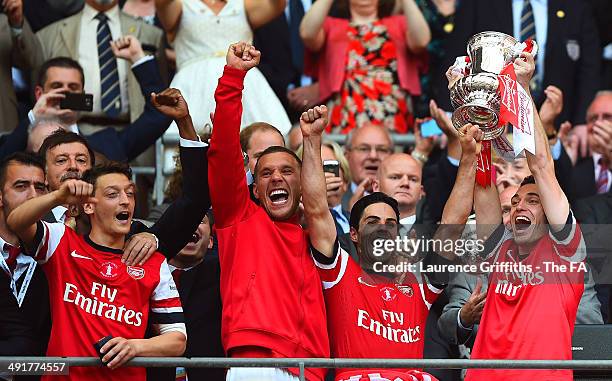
(100, 262, 119, 279)
(380, 286, 397, 302)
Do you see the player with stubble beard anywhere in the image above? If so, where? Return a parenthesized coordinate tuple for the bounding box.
(439, 52, 587, 381)
(300, 106, 442, 381)
(208, 42, 329, 381)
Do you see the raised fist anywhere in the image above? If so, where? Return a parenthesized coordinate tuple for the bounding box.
(56, 180, 96, 206)
(513, 52, 536, 91)
(458, 123, 484, 157)
(3, 0, 23, 27)
(111, 35, 145, 63)
(151, 88, 189, 121)
(226, 42, 261, 72)
(299, 105, 328, 138)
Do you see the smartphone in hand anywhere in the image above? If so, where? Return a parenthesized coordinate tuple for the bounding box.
(60, 93, 94, 112)
(323, 160, 340, 177)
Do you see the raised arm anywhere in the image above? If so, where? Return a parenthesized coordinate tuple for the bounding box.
(7, 4, 42, 72)
(122, 88, 206, 265)
(469, 125, 502, 239)
(208, 43, 260, 228)
(154, 0, 183, 41)
(301, 106, 336, 257)
(515, 52, 569, 227)
(434, 124, 479, 260)
(440, 124, 479, 226)
(245, 0, 286, 29)
(299, 0, 333, 52)
(7, 180, 94, 250)
(400, 0, 431, 53)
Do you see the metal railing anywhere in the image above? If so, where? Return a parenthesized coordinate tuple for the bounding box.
(3, 357, 612, 381)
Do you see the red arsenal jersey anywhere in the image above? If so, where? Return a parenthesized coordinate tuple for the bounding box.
(312, 242, 442, 381)
(32, 222, 184, 381)
(466, 212, 585, 381)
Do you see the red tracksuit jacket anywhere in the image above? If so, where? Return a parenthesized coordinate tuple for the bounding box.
(208, 66, 330, 381)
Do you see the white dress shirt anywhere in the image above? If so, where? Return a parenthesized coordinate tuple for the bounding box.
(512, 0, 547, 84)
(399, 214, 416, 234)
(0, 235, 36, 297)
(331, 204, 350, 234)
(51, 205, 69, 224)
(79, 3, 130, 117)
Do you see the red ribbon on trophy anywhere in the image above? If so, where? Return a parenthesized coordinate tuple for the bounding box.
(475, 140, 492, 187)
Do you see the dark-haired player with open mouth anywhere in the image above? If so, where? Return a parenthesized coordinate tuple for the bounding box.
(8, 163, 187, 381)
(300, 105, 442, 381)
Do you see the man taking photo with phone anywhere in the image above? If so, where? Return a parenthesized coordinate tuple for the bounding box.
(0, 35, 172, 163)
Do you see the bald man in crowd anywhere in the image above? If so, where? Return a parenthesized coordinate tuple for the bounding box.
(373, 153, 425, 232)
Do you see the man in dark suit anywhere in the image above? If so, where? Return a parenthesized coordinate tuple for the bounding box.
(438, 0, 601, 126)
(0, 36, 171, 163)
(147, 212, 225, 381)
(574, 190, 612, 322)
(0, 153, 50, 365)
(570, 91, 612, 201)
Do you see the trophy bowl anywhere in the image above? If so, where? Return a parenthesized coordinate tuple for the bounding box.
(450, 73, 504, 140)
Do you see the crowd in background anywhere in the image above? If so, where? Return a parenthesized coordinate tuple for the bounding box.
(1, 0, 612, 380)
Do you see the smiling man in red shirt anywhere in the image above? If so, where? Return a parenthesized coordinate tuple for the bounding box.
(208, 42, 329, 381)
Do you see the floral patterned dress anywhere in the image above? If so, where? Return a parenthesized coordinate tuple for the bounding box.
(327, 20, 413, 134)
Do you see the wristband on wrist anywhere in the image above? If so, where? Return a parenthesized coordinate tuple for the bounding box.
(411, 150, 428, 164)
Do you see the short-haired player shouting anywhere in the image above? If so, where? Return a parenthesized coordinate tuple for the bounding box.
(300, 105, 442, 381)
(8, 163, 186, 381)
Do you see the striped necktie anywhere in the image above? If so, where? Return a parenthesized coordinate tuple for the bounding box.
(95, 12, 121, 118)
(597, 159, 610, 194)
(520, 0, 539, 93)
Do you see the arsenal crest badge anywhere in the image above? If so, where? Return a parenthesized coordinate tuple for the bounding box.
(397, 285, 414, 297)
(127, 266, 145, 280)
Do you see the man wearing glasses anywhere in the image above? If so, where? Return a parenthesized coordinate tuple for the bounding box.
(342, 124, 394, 211)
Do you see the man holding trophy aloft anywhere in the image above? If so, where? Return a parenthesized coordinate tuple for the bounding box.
(441, 33, 586, 381)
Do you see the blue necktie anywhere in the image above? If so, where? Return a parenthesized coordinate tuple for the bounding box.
(289, 0, 305, 75)
(330, 208, 347, 236)
(520, 0, 540, 93)
(96, 12, 121, 118)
